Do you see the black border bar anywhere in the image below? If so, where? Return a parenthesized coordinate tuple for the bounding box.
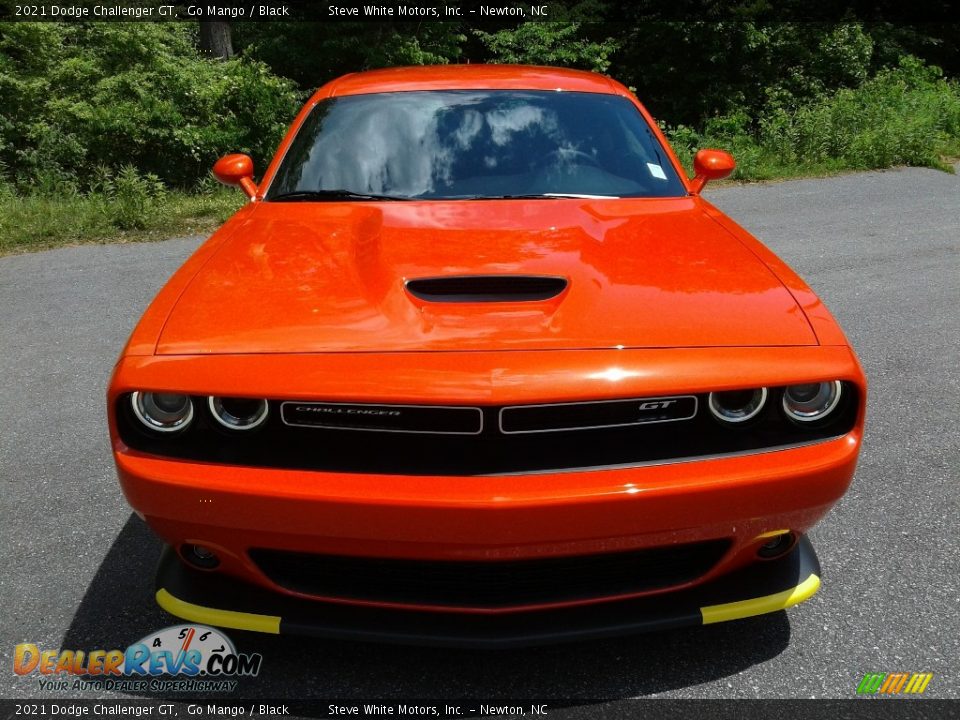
(3, 0, 959, 23)
(1, 699, 958, 719)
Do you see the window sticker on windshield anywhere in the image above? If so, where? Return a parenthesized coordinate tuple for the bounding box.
(647, 163, 668, 180)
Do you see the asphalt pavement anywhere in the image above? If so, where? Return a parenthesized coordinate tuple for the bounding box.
(1, 165, 957, 703)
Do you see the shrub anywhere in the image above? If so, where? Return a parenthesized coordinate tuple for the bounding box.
(94, 165, 167, 231)
(0, 23, 301, 190)
(666, 56, 960, 180)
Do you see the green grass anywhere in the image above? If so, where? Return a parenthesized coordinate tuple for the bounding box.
(0, 188, 243, 256)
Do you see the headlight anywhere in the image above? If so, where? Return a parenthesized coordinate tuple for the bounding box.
(208, 396, 269, 431)
(130, 392, 194, 433)
(782, 381, 843, 423)
(708, 387, 768, 424)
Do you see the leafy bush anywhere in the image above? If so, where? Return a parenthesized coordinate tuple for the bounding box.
(91, 165, 167, 230)
(0, 23, 301, 190)
(667, 56, 960, 180)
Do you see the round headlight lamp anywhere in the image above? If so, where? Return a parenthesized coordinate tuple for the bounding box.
(208, 396, 269, 431)
(131, 392, 194, 433)
(782, 381, 843, 423)
(708, 387, 768, 424)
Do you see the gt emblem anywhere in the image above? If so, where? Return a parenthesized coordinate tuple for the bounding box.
(638, 400, 678, 410)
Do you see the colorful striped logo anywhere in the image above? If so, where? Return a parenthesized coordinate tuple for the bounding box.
(857, 672, 933, 695)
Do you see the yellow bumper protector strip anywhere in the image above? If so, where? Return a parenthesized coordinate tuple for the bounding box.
(755, 528, 791, 540)
(700, 573, 821, 625)
(156, 588, 281, 634)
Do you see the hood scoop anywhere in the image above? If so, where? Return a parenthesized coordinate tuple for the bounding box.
(405, 275, 568, 303)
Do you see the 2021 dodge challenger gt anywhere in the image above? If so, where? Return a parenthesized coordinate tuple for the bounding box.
(108, 65, 866, 647)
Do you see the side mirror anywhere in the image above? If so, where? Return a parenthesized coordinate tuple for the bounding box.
(690, 149, 736, 194)
(213, 153, 258, 199)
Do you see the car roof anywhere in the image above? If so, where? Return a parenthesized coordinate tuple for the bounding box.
(316, 64, 625, 98)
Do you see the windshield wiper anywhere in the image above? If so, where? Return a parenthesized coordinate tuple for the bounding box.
(457, 193, 620, 200)
(269, 190, 411, 202)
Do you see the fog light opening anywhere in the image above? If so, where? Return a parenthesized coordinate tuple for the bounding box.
(182, 543, 220, 570)
(757, 532, 795, 559)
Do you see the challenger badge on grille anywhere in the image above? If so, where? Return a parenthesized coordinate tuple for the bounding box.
(280, 402, 483, 434)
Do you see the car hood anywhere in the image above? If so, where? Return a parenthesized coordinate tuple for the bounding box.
(156, 198, 816, 354)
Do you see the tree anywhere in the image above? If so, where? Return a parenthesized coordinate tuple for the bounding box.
(473, 22, 618, 73)
(199, 21, 233, 60)
(234, 22, 465, 88)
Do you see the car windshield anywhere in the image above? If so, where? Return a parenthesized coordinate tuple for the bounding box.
(266, 90, 687, 201)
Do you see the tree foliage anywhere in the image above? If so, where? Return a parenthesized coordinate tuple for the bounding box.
(613, 22, 880, 124)
(0, 22, 300, 190)
(1, 16, 958, 198)
(235, 22, 466, 88)
(474, 22, 618, 73)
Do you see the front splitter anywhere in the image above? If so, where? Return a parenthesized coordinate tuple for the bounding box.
(155, 536, 821, 648)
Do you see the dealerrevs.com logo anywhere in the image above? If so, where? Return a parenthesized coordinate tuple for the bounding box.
(13, 625, 262, 692)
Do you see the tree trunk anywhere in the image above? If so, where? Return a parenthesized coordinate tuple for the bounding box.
(199, 21, 233, 60)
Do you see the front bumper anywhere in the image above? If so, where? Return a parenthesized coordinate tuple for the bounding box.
(117, 431, 858, 608)
(108, 347, 865, 632)
(156, 535, 821, 648)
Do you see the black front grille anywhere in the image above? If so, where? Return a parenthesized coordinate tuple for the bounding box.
(405, 275, 567, 302)
(116, 385, 859, 476)
(249, 540, 731, 608)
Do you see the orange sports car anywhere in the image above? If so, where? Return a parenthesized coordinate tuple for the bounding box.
(108, 65, 865, 647)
